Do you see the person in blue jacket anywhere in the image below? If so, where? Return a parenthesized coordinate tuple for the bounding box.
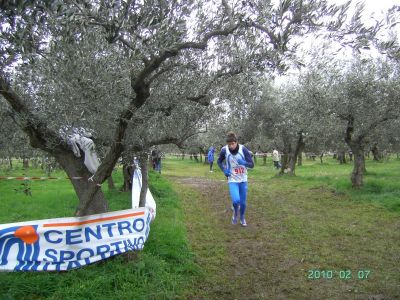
(217, 131, 254, 227)
(207, 146, 215, 172)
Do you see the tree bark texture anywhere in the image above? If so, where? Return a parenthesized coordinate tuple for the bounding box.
(297, 135, 305, 167)
(139, 153, 148, 207)
(54, 152, 109, 216)
(280, 152, 289, 175)
(297, 152, 302, 166)
(121, 163, 135, 192)
(23, 158, 29, 169)
(351, 148, 365, 189)
(107, 176, 115, 190)
(287, 131, 304, 175)
(337, 151, 346, 164)
(344, 115, 365, 188)
(371, 143, 380, 161)
(281, 131, 303, 175)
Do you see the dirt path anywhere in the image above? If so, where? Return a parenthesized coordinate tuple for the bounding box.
(168, 175, 400, 300)
(170, 176, 291, 299)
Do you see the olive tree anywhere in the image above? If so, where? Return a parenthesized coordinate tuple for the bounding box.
(302, 57, 400, 187)
(0, 0, 354, 215)
(0, 1, 243, 215)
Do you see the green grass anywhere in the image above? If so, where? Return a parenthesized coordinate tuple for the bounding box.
(163, 155, 400, 299)
(1, 156, 399, 299)
(0, 163, 200, 300)
(292, 157, 400, 212)
(164, 154, 400, 212)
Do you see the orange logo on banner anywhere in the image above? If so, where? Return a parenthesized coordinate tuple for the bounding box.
(14, 226, 39, 244)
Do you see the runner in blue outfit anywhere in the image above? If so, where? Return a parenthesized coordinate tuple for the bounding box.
(217, 132, 254, 227)
(207, 146, 215, 172)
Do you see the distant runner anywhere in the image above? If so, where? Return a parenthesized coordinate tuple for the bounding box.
(207, 146, 215, 172)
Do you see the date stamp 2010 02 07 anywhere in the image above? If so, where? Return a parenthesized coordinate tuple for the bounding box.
(308, 269, 371, 280)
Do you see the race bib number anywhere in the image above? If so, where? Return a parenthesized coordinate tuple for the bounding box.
(233, 166, 246, 175)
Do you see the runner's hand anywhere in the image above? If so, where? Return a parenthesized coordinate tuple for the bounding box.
(237, 158, 247, 166)
(224, 169, 231, 177)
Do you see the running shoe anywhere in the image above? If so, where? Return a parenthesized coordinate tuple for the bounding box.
(231, 205, 240, 211)
(232, 213, 238, 225)
(240, 219, 247, 227)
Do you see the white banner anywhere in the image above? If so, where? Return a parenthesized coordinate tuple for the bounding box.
(0, 166, 156, 271)
(132, 167, 157, 219)
(0, 208, 151, 271)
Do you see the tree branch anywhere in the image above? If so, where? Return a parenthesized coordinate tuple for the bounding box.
(344, 114, 354, 145)
(186, 67, 242, 106)
(357, 112, 398, 143)
(131, 22, 239, 92)
(0, 75, 65, 152)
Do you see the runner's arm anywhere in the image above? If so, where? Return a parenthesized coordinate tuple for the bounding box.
(217, 148, 227, 171)
(242, 147, 254, 168)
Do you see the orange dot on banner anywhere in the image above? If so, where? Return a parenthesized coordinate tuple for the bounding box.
(14, 226, 39, 244)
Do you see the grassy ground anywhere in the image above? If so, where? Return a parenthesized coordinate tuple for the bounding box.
(163, 155, 400, 299)
(0, 156, 399, 299)
(164, 154, 400, 212)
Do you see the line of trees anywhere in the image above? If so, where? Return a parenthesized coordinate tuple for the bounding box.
(1, 1, 399, 215)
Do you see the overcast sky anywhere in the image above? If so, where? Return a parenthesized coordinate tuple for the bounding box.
(330, 0, 399, 22)
(272, 0, 400, 85)
(364, 0, 399, 14)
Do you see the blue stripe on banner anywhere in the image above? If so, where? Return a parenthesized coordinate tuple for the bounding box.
(0, 166, 156, 272)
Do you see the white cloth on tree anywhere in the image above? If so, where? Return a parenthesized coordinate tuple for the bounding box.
(69, 134, 100, 174)
(131, 166, 157, 220)
(69, 138, 81, 157)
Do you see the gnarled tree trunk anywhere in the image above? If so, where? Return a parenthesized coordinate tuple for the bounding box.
(344, 114, 366, 189)
(23, 158, 29, 169)
(288, 131, 304, 175)
(121, 163, 135, 192)
(8, 156, 12, 169)
(139, 152, 148, 207)
(297, 135, 305, 167)
(0, 74, 142, 216)
(337, 151, 346, 164)
(107, 176, 115, 190)
(350, 147, 365, 189)
(280, 149, 290, 175)
(297, 152, 303, 166)
(371, 143, 380, 161)
(55, 151, 109, 215)
(281, 130, 304, 176)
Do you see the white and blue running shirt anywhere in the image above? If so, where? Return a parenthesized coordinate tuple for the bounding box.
(224, 144, 248, 183)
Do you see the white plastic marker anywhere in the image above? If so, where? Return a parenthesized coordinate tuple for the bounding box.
(131, 165, 157, 220)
